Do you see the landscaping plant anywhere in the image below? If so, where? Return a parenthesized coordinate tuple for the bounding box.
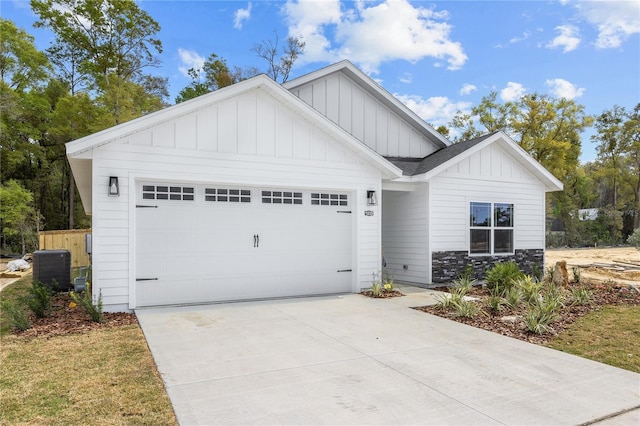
(70, 283, 104, 323)
(0, 299, 31, 331)
(25, 280, 52, 318)
(485, 261, 524, 294)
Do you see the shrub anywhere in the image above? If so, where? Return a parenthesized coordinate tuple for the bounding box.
(451, 276, 476, 293)
(485, 261, 524, 293)
(0, 299, 31, 331)
(25, 280, 52, 318)
(436, 287, 466, 309)
(452, 299, 482, 318)
(515, 276, 542, 304)
(523, 303, 558, 335)
(370, 281, 383, 297)
(570, 286, 592, 306)
(70, 284, 104, 323)
(504, 287, 523, 309)
(627, 228, 640, 248)
(485, 291, 504, 313)
(572, 267, 581, 284)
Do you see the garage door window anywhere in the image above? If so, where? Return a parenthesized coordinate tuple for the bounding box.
(142, 185, 194, 201)
(311, 193, 348, 206)
(205, 188, 251, 203)
(262, 190, 303, 205)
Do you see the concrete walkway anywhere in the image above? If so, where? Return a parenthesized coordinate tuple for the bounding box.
(136, 287, 640, 425)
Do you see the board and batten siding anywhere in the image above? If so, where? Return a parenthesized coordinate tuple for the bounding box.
(90, 87, 383, 311)
(428, 143, 546, 280)
(382, 184, 429, 284)
(289, 73, 439, 158)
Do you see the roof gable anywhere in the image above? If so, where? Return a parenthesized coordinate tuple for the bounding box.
(284, 60, 450, 153)
(386, 131, 563, 192)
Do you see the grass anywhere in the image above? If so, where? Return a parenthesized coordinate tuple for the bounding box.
(0, 277, 177, 425)
(547, 305, 640, 373)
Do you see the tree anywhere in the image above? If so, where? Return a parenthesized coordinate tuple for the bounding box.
(592, 103, 640, 229)
(0, 18, 51, 91)
(252, 33, 305, 83)
(0, 180, 40, 253)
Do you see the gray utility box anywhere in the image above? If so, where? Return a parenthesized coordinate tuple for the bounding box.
(33, 250, 71, 291)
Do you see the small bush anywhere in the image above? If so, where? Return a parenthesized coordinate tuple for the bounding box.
(436, 287, 466, 309)
(0, 299, 31, 331)
(382, 274, 395, 292)
(371, 281, 383, 297)
(485, 261, 524, 293)
(70, 284, 103, 323)
(452, 299, 482, 318)
(515, 276, 542, 304)
(572, 267, 581, 284)
(25, 280, 52, 318)
(523, 304, 558, 335)
(627, 228, 640, 248)
(485, 291, 504, 313)
(504, 287, 523, 309)
(570, 286, 592, 306)
(451, 276, 476, 293)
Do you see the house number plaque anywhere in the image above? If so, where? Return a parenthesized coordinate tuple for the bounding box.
(365, 210, 374, 216)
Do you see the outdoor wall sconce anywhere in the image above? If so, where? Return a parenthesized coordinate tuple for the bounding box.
(367, 190, 377, 206)
(108, 176, 119, 197)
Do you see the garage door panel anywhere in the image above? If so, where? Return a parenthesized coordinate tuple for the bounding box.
(136, 185, 353, 307)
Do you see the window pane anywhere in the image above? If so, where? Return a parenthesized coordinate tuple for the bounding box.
(495, 203, 514, 227)
(494, 230, 513, 253)
(470, 202, 491, 227)
(470, 229, 490, 254)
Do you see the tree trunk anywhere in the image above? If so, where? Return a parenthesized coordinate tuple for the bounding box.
(635, 175, 640, 229)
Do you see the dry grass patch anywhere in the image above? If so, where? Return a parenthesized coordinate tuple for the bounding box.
(0, 325, 177, 425)
(547, 305, 640, 373)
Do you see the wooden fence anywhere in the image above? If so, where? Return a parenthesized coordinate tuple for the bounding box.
(38, 229, 91, 268)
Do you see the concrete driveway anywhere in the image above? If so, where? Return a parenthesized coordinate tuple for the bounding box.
(136, 287, 640, 425)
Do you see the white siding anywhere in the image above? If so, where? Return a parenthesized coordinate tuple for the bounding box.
(382, 185, 429, 284)
(90, 87, 383, 311)
(289, 73, 439, 158)
(429, 143, 546, 257)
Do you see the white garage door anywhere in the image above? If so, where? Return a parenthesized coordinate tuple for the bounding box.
(135, 183, 353, 307)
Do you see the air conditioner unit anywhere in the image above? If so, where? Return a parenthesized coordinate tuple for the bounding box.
(33, 250, 71, 291)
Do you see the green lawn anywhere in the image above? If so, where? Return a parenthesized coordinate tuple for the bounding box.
(547, 305, 640, 373)
(0, 277, 177, 425)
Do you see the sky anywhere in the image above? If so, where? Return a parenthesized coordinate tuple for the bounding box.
(3, 0, 640, 163)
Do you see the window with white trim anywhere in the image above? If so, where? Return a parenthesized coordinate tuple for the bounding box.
(311, 193, 348, 206)
(470, 202, 514, 254)
(261, 190, 303, 205)
(205, 188, 251, 203)
(142, 185, 195, 201)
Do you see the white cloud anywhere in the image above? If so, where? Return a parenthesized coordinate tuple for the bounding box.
(177, 48, 205, 77)
(545, 78, 585, 99)
(283, 0, 467, 74)
(395, 94, 471, 128)
(546, 25, 581, 52)
(577, 1, 640, 49)
(399, 72, 412, 84)
(500, 82, 527, 102)
(234, 3, 252, 30)
(459, 83, 477, 95)
(509, 30, 531, 45)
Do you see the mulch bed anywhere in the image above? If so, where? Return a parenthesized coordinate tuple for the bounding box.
(360, 290, 405, 298)
(415, 282, 640, 345)
(13, 292, 138, 339)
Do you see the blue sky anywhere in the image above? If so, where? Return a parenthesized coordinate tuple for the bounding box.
(3, 0, 639, 163)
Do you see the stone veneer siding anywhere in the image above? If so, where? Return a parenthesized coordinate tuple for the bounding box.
(431, 249, 544, 283)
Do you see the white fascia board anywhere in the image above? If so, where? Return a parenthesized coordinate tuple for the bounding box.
(285, 60, 451, 149)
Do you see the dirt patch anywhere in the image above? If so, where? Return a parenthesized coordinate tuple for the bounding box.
(360, 290, 405, 298)
(545, 247, 640, 286)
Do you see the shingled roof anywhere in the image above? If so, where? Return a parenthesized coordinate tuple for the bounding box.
(385, 132, 498, 176)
